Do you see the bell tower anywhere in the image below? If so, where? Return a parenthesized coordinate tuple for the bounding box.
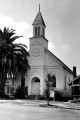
(29, 4, 48, 66)
(28, 5, 48, 95)
(32, 4, 46, 37)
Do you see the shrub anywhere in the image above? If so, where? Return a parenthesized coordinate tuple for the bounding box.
(40, 96, 45, 100)
(55, 90, 72, 101)
(45, 88, 50, 99)
(0, 93, 9, 99)
(77, 97, 80, 102)
(14, 86, 28, 99)
(26, 95, 45, 100)
(72, 98, 78, 103)
(55, 90, 63, 101)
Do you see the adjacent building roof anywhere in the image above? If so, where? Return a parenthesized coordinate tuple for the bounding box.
(68, 75, 80, 85)
(32, 11, 46, 27)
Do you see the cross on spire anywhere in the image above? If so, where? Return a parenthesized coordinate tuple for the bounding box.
(39, 3, 40, 12)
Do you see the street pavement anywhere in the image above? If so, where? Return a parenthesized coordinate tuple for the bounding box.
(0, 100, 80, 120)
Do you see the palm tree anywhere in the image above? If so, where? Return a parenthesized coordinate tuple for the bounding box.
(0, 27, 30, 96)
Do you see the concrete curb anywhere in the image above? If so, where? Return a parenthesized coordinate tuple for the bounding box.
(39, 103, 80, 110)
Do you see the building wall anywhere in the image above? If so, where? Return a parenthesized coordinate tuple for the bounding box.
(44, 66, 64, 90)
(44, 50, 65, 90)
(29, 39, 44, 67)
(27, 35, 48, 95)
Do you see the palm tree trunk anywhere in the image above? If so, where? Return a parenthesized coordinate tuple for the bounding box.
(0, 82, 5, 95)
(21, 76, 25, 87)
(12, 73, 15, 95)
(0, 70, 5, 96)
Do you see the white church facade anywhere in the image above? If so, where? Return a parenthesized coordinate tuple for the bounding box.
(25, 9, 73, 96)
(5, 8, 73, 97)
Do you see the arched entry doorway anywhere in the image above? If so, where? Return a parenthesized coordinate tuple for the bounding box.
(31, 77, 40, 95)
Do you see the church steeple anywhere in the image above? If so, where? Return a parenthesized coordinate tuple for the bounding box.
(32, 4, 46, 37)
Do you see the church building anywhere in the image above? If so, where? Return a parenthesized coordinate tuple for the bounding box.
(5, 6, 73, 97)
(25, 7, 73, 96)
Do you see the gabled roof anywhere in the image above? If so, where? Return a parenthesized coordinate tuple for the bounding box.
(32, 11, 46, 27)
(68, 75, 80, 85)
(44, 48, 73, 73)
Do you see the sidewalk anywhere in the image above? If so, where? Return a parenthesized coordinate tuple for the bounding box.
(0, 99, 80, 110)
(50, 101, 80, 110)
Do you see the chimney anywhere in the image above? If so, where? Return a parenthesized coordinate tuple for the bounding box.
(73, 66, 77, 79)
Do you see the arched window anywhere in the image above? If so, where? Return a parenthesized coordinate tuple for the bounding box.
(52, 75, 56, 87)
(35, 27, 40, 36)
(35, 27, 37, 36)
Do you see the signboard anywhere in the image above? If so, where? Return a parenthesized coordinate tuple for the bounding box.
(50, 91, 54, 98)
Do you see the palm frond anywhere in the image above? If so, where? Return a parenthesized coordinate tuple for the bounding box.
(0, 27, 30, 84)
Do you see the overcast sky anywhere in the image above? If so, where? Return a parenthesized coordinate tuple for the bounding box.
(0, 0, 80, 74)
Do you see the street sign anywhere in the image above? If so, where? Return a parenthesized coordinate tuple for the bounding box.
(50, 91, 54, 97)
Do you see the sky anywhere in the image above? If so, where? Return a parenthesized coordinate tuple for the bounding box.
(0, 0, 80, 74)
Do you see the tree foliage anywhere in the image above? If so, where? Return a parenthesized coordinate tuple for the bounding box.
(45, 73, 56, 105)
(0, 27, 30, 96)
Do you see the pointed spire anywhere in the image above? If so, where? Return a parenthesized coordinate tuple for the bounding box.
(39, 3, 40, 12)
(32, 4, 46, 27)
